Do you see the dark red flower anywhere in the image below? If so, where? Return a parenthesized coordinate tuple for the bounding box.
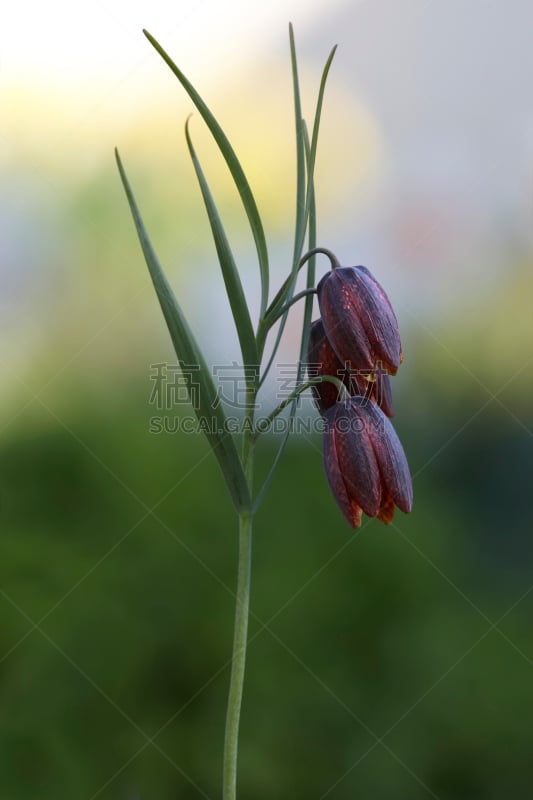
(307, 319, 347, 412)
(323, 397, 412, 528)
(317, 265, 402, 376)
(366, 363, 394, 419)
(307, 319, 394, 417)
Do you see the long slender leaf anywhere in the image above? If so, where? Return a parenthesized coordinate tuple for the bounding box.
(115, 148, 250, 513)
(254, 125, 318, 512)
(255, 22, 307, 346)
(306, 43, 337, 226)
(289, 22, 307, 277)
(143, 29, 269, 320)
(257, 24, 307, 384)
(258, 30, 336, 387)
(298, 122, 318, 376)
(185, 118, 258, 372)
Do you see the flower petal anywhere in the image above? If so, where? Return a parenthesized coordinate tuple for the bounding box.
(317, 268, 373, 369)
(356, 266, 402, 373)
(377, 491, 396, 524)
(322, 405, 364, 527)
(365, 405, 413, 514)
(351, 365, 394, 418)
(307, 319, 346, 413)
(377, 371, 394, 418)
(329, 400, 382, 517)
(317, 266, 402, 375)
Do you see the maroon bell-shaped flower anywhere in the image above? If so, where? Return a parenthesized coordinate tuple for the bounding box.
(317, 265, 402, 375)
(307, 319, 394, 417)
(323, 396, 412, 528)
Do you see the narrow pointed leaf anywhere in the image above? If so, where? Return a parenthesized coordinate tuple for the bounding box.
(258, 24, 307, 383)
(259, 30, 336, 386)
(143, 29, 269, 319)
(257, 23, 308, 337)
(307, 43, 337, 223)
(115, 148, 250, 512)
(255, 125, 319, 509)
(289, 22, 307, 274)
(185, 119, 258, 372)
(298, 123, 318, 374)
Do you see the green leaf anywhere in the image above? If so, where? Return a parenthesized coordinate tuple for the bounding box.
(298, 122, 318, 372)
(143, 29, 269, 320)
(255, 125, 319, 511)
(256, 23, 306, 337)
(307, 43, 337, 221)
(115, 148, 251, 513)
(256, 24, 307, 381)
(289, 22, 307, 276)
(258, 28, 336, 386)
(185, 118, 258, 373)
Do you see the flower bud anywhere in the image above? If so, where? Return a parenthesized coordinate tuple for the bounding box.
(323, 397, 412, 527)
(317, 265, 402, 376)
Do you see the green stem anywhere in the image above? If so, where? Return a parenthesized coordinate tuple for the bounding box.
(255, 375, 351, 436)
(264, 288, 317, 328)
(257, 247, 339, 368)
(299, 246, 340, 271)
(223, 395, 255, 800)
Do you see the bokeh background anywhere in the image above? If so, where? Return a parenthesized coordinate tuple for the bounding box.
(2, 1, 533, 798)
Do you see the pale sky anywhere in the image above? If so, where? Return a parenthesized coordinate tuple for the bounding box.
(1, 0, 342, 90)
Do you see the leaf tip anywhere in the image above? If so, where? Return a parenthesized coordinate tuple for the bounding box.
(143, 28, 157, 48)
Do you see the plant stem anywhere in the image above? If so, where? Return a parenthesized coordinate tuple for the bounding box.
(223, 398, 255, 800)
(299, 246, 340, 271)
(263, 288, 317, 329)
(223, 509, 252, 800)
(254, 376, 351, 436)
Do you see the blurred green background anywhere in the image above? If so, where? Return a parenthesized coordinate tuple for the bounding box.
(2, 1, 533, 798)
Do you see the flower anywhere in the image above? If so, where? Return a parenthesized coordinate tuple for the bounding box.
(323, 396, 412, 527)
(307, 319, 347, 413)
(316, 265, 402, 376)
(307, 319, 394, 417)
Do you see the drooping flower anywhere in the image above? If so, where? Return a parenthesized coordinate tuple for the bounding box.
(322, 396, 412, 528)
(307, 319, 394, 417)
(316, 265, 402, 376)
(307, 319, 347, 412)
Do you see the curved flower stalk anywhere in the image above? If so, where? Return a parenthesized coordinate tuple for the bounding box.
(116, 25, 412, 800)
